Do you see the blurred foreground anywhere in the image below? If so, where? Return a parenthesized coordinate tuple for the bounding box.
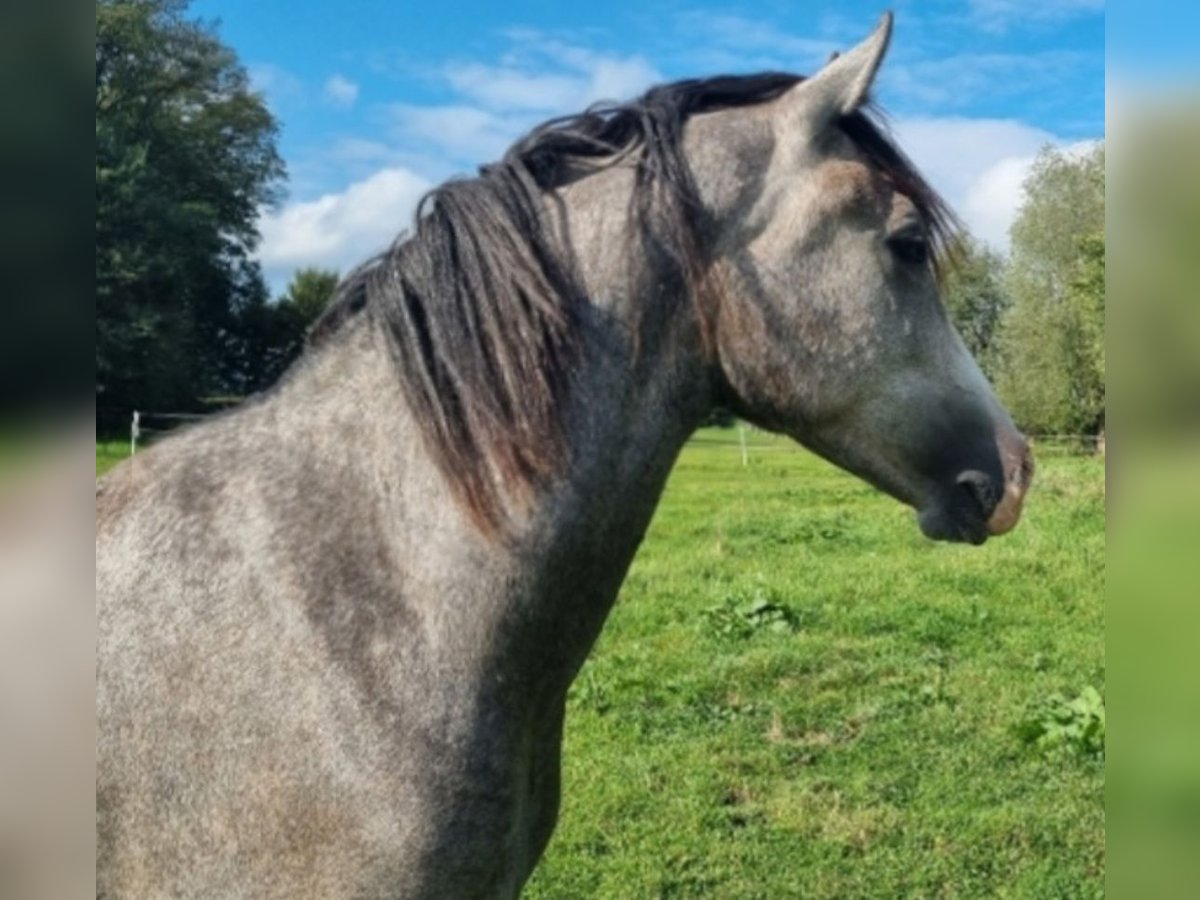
(1, 425, 96, 899)
(1106, 64, 1200, 898)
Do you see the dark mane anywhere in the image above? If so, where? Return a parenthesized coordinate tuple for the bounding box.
(310, 72, 958, 534)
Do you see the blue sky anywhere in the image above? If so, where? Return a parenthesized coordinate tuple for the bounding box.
(190, 0, 1105, 291)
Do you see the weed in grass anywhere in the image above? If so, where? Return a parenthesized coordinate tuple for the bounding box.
(702, 586, 803, 640)
(1015, 685, 1105, 761)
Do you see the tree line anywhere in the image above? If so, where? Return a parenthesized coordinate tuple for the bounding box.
(943, 144, 1105, 437)
(96, 0, 338, 431)
(97, 0, 1104, 438)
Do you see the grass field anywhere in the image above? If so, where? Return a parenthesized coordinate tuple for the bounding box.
(96, 440, 131, 476)
(96, 428, 1104, 897)
(528, 429, 1104, 898)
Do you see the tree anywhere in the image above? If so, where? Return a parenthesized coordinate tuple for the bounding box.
(278, 268, 340, 329)
(223, 267, 340, 395)
(993, 144, 1105, 434)
(941, 235, 1010, 381)
(96, 0, 284, 422)
(1062, 232, 1105, 431)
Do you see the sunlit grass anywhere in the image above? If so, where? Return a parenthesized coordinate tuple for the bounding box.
(96, 440, 130, 475)
(527, 428, 1104, 898)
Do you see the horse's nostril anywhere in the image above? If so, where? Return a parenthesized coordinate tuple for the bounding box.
(955, 470, 997, 518)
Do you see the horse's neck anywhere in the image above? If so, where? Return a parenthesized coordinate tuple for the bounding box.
(540, 163, 712, 544)
(275, 236, 709, 703)
(483, 298, 710, 689)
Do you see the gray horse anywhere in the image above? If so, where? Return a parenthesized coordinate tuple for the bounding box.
(97, 13, 1032, 898)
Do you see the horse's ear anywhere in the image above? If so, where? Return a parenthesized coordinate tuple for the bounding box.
(785, 11, 892, 128)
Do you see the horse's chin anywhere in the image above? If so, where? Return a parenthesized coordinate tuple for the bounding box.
(916, 501, 989, 546)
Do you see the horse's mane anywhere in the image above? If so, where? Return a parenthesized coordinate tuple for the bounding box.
(310, 72, 958, 534)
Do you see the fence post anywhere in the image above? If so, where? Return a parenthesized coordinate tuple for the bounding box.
(131, 410, 140, 457)
(738, 424, 749, 467)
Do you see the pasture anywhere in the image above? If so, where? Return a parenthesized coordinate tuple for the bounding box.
(96, 428, 1104, 897)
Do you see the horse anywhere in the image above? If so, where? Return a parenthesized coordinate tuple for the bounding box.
(97, 13, 1033, 897)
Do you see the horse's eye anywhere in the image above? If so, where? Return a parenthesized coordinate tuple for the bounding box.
(888, 232, 929, 266)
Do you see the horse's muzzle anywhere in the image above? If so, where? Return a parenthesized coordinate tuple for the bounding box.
(983, 432, 1034, 536)
(919, 430, 1034, 545)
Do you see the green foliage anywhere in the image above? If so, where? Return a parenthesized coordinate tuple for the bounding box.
(1063, 233, 1105, 427)
(702, 587, 801, 640)
(96, 441, 130, 475)
(994, 144, 1105, 435)
(1016, 686, 1105, 761)
(96, 0, 285, 417)
(280, 267, 340, 326)
(225, 267, 340, 394)
(941, 236, 1010, 380)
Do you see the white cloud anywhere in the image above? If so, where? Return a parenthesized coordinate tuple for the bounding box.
(388, 104, 528, 164)
(960, 155, 1042, 249)
(247, 63, 303, 104)
(444, 49, 659, 113)
(896, 117, 1102, 251)
(323, 74, 359, 107)
(445, 66, 582, 112)
(893, 118, 1054, 199)
(257, 167, 431, 285)
(891, 117, 1076, 250)
(383, 41, 661, 167)
(574, 54, 661, 106)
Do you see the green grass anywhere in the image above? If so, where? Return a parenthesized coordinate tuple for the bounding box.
(526, 428, 1104, 899)
(95, 428, 1104, 896)
(97, 440, 131, 475)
